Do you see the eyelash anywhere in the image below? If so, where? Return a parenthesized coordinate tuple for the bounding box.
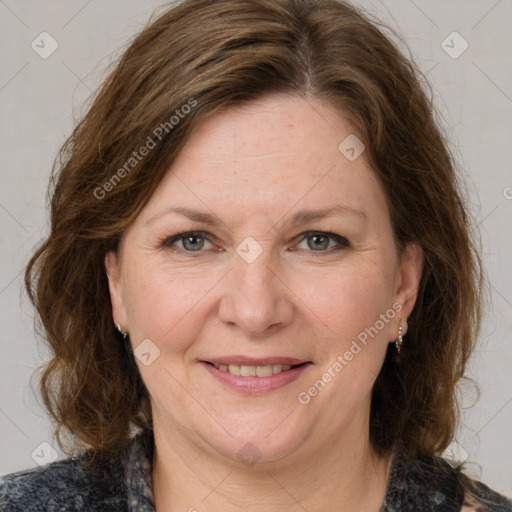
(160, 230, 351, 257)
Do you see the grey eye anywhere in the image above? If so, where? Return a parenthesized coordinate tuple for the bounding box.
(306, 234, 331, 250)
(163, 231, 214, 252)
(294, 231, 350, 252)
(181, 234, 206, 251)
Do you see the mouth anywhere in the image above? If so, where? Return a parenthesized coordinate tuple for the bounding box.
(199, 357, 313, 394)
(202, 361, 310, 377)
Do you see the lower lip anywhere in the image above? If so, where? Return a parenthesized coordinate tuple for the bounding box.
(200, 362, 312, 394)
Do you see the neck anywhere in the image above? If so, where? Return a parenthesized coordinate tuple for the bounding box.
(151, 422, 393, 512)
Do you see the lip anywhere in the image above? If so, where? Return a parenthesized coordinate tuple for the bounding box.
(200, 361, 313, 394)
(202, 356, 309, 366)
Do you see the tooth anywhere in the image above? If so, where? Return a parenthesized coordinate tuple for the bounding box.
(228, 364, 241, 376)
(272, 364, 283, 374)
(212, 363, 296, 377)
(240, 365, 256, 377)
(256, 365, 273, 377)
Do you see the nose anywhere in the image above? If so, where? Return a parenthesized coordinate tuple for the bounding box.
(218, 250, 294, 337)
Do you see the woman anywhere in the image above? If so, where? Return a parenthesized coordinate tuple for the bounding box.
(1, 0, 510, 510)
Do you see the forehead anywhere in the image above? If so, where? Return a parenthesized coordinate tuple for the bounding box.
(175, 94, 352, 168)
(140, 94, 388, 227)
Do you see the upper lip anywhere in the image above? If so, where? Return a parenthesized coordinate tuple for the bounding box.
(202, 356, 311, 366)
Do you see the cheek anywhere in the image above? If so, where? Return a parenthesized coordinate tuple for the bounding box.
(122, 260, 223, 350)
(299, 261, 395, 345)
(295, 264, 396, 416)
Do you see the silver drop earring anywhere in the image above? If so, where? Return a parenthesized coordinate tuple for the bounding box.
(116, 323, 128, 340)
(395, 325, 403, 353)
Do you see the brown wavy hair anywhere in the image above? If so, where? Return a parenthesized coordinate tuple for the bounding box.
(26, 0, 482, 480)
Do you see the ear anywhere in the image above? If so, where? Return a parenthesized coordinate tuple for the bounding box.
(105, 251, 129, 330)
(391, 242, 423, 338)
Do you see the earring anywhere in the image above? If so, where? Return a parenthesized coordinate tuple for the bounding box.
(116, 323, 129, 340)
(395, 325, 404, 353)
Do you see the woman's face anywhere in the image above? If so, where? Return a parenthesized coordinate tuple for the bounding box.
(106, 94, 422, 467)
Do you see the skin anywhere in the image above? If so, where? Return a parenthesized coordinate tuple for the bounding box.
(105, 94, 423, 511)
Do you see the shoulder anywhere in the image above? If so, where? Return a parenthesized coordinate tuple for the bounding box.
(383, 448, 512, 512)
(0, 449, 128, 512)
(460, 479, 512, 512)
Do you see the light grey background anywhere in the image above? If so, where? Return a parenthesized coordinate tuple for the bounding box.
(0, 0, 511, 498)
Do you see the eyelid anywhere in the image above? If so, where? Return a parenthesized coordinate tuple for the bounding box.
(161, 230, 217, 252)
(293, 231, 351, 250)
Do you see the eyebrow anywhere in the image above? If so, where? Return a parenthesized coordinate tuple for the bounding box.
(145, 205, 366, 228)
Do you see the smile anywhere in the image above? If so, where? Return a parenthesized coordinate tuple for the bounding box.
(208, 362, 303, 377)
(200, 361, 312, 394)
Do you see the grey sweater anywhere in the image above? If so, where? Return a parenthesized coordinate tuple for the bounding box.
(1, 432, 511, 511)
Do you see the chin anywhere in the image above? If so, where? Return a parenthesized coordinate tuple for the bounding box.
(193, 416, 312, 469)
